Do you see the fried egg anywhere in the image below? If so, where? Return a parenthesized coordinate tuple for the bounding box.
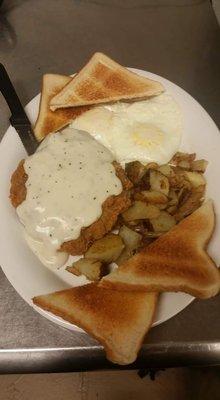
(70, 93, 183, 165)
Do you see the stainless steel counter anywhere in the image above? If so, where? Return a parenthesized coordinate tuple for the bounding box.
(0, 0, 220, 373)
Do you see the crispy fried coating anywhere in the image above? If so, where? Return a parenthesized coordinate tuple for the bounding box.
(10, 160, 132, 255)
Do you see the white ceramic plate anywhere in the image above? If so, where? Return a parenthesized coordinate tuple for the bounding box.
(0, 68, 220, 333)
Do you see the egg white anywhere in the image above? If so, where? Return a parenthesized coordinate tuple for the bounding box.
(70, 93, 183, 165)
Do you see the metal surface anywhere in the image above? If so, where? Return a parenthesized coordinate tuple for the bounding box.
(1, 342, 220, 374)
(0, 0, 220, 373)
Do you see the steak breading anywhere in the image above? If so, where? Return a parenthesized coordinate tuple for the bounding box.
(10, 160, 27, 208)
(10, 160, 132, 255)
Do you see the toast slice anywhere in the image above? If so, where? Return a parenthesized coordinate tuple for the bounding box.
(33, 283, 157, 365)
(34, 74, 90, 141)
(50, 52, 164, 110)
(101, 201, 220, 299)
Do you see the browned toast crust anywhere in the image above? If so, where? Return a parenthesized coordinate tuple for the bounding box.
(33, 283, 158, 365)
(50, 52, 164, 109)
(34, 74, 91, 141)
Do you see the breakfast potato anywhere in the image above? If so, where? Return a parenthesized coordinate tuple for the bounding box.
(169, 170, 192, 191)
(166, 205, 177, 215)
(125, 161, 146, 185)
(150, 170, 169, 196)
(177, 160, 191, 170)
(158, 164, 174, 177)
(117, 153, 207, 251)
(174, 185, 205, 221)
(119, 225, 142, 250)
(116, 226, 142, 265)
(66, 258, 103, 281)
(177, 186, 192, 206)
(125, 220, 149, 235)
(85, 233, 124, 263)
(183, 171, 206, 188)
(150, 211, 176, 232)
(116, 247, 134, 265)
(146, 162, 158, 170)
(168, 189, 178, 206)
(134, 190, 168, 206)
(122, 201, 160, 221)
(191, 159, 208, 173)
(170, 152, 196, 166)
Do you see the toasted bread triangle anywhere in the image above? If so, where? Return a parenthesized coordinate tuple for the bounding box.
(50, 52, 164, 110)
(33, 283, 157, 365)
(101, 201, 220, 299)
(34, 74, 90, 141)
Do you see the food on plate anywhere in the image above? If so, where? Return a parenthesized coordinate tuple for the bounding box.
(125, 161, 147, 184)
(60, 152, 208, 293)
(85, 233, 124, 263)
(150, 210, 176, 232)
(10, 159, 28, 208)
(60, 190, 130, 256)
(119, 225, 142, 252)
(125, 152, 206, 221)
(10, 128, 131, 267)
(134, 190, 168, 207)
(122, 201, 160, 221)
(50, 52, 164, 110)
(8, 51, 219, 367)
(62, 151, 207, 278)
(191, 159, 208, 173)
(66, 259, 103, 282)
(170, 151, 196, 166)
(71, 92, 183, 164)
(183, 171, 206, 188)
(174, 185, 205, 222)
(100, 201, 220, 299)
(149, 169, 169, 195)
(34, 74, 91, 141)
(33, 283, 158, 365)
(116, 226, 142, 265)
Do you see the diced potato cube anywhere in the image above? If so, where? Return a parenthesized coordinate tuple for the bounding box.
(85, 233, 124, 263)
(134, 190, 168, 205)
(156, 203, 168, 210)
(150, 170, 169, 196)
(191, 159, 208, 173)
(125, 161, 146, 184)
(122, 201, 160, 221)
(169, 171, 192, 190)
(66, 258, 103, 281)
(158, 164, 173, 177)
(184, 171, 206, 188)
(177, 160, 191, 169)
(170, 152, 196, 165)
(116, 247, 134, 265)
(146, 162, 159, 170)
(126, 220, 148, 235)
(168, 189, 178, 206)
(174, 185, 205, 221)
(166, 205, 177, 215)
(150, 211, 176, 232)
(119, 225, 142, 251)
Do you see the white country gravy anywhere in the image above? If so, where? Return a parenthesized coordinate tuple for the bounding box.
(17, 128, 122, 268)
